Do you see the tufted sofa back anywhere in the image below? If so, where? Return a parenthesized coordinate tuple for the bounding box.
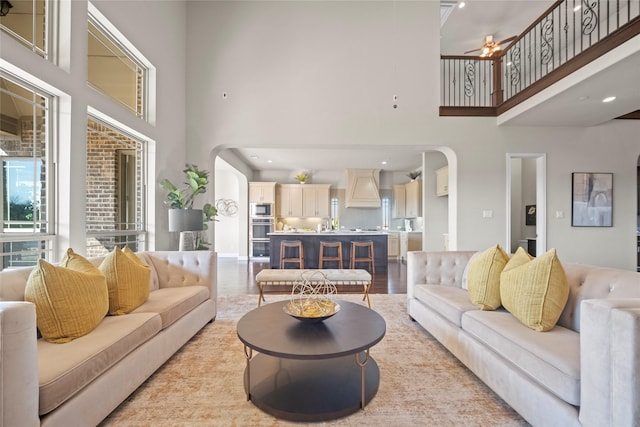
(558, 263, 640, 332)
(0, 250, 216, 302)
(407, 251, 640, 333)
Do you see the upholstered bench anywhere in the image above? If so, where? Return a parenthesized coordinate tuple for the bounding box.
(255, 269, 372, 308)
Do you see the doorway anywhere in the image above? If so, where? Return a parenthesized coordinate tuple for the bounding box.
(506, 153, 546, 256)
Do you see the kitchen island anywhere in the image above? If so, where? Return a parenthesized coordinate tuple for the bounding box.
(269, 231, 388, 272)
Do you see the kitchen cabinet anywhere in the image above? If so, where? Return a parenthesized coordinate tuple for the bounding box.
(392, 185, 406, 219)
(393, 181, 421, 218)
(405, 180, 422, 218)
(387, 232, 400, 258)
(436, 166, 449, 197)
(276, 184, 303, 217)
(302, 184, 331, 217)
(249, 182, 276, 204)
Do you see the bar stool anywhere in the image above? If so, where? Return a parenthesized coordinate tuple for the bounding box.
(280, 240, 304, 269)
(318, 241, 343, 269)
(350, 241, 375, 274)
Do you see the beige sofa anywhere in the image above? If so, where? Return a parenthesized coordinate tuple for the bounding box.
(407, 251, 640, 427)
(0, 250, 216, 427)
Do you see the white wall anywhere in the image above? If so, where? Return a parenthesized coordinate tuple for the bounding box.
(1, 0, 189, 255)
(213, 158, 242, 257)
(185, 1, 640, 269)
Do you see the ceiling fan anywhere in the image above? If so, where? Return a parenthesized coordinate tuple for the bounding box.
(464, 34, 518, 57)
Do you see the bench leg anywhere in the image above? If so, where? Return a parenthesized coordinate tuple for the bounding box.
(257, 284, 266, 307)
(363, 283, 371, 308)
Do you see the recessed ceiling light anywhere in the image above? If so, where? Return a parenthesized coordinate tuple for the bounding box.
(249, 155, 258, 159)
(602, 96, 616, 103)
(458, 2, 465, 8)
(267, 159, 273, 163)
(381, 160, 387, 165)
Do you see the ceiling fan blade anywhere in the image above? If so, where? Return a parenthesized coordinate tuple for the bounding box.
(464, 47, 483, 54)
(497, 35, 518, 45)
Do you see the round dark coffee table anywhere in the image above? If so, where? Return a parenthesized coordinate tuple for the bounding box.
(237, 299, 386, 422)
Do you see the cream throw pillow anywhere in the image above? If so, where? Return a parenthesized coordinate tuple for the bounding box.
(500, 248, 569, 332)
(467, 244, 509, 310)
(100, 246, 151, 315)
(24, 256, 108, 343)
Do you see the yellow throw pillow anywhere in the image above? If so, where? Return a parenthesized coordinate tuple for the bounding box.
(60, 248, 102, 274)
(25, 259, 108, 343)
(500, 248, 569, 332)
(467, 244, 509, 310)
(503, 247, 533, 273)
(99, 246, 151, 315)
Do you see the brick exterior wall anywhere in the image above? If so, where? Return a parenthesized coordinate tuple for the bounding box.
(86, 119, 143, 257)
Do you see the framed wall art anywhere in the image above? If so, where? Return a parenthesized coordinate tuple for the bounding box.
(525, 205, 536, 226)
(571, 172, 613, 227)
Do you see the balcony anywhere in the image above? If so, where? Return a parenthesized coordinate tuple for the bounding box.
(440, 0, 640, 126)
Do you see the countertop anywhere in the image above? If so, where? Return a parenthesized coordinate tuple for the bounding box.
(269, 230, 389, 236)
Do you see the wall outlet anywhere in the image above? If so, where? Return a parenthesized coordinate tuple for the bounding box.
(555, 210, 564, 219)
(482, 210, 493, 218)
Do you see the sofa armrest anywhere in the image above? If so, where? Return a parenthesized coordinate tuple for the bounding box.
(407, 251, 476, 300)
(0, 302, 40, 427)
(579, 298, 640, 427)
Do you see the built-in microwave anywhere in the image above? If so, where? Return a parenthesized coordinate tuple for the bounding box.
(250, 203, 273, 218)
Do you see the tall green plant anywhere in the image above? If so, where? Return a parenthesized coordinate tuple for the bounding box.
(161, 164, 210, 209)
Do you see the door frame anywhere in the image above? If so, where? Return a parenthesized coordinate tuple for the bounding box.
(506, 153, 546, 256)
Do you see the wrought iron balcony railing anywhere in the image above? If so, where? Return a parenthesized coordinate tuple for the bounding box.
(440, 0, 640, 116)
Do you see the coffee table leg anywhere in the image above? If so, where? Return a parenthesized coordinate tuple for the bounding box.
(244, 345, 253, 400)
(355, 349, 370, 409)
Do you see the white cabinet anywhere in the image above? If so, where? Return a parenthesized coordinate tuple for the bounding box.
(387, 232, 400, 258)
(249, 182, 276, 204)
(436, 166, 449, 197)
(405, 180, 422, 218)
(277, 184, 303, 217)
(302, 184, 331, 218)
(392, 185, 406, 219)
(393, 181, 421, 218)
(400, 231, 422, 262)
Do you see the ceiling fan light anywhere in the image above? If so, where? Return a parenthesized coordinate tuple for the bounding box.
(0, 0, 13, 17)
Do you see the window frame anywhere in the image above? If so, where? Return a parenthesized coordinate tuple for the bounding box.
(84, 115, 148, 256)
(87, 10, 149, 120)
(0, 71, 55, 269)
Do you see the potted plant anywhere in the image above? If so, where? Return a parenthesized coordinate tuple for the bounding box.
(161, 164, 217, 249)
(407, 170, 421, 181)
(295, 172, 308, 184)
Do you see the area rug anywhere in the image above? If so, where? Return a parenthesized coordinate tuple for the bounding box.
(99, 294, 528, 426)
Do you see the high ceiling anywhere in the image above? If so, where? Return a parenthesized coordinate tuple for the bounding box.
(233, 0, 637, 173)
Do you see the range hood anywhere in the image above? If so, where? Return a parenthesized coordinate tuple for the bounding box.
(345, 169, 381, 208)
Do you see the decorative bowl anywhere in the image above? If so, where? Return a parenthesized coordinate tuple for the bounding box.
(283, 299, 340, 323)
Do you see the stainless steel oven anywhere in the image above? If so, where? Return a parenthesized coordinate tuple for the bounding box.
(250, 217, 274, 258)
(250, 203, 273, 218)
(251, 240, 270, 258)
(250, 218, 274, 240)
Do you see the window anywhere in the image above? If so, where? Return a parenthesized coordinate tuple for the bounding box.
(381, 196, 390, 230)
(87, 17, 147, 119)
(0, 74, 53, 269)
(0, 0, 48, 58)
(85, 118, 146, 257)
